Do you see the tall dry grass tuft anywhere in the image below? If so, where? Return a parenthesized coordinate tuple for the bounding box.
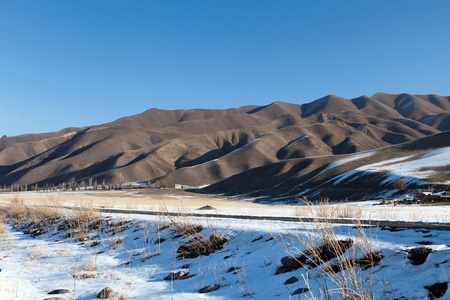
(0, 223, 7, 236)
(296, 197, 363, 220)
(68, 203, 100, 225)
(280, 199, 386, 300)
(82, 250, 99, 272)
(0, 196, 63, 226)
(1, 196, 29, 220)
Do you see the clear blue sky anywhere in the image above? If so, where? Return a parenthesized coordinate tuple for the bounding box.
(1, 0, 449, 137)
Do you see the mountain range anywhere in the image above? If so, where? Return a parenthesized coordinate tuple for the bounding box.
(1, 92, 449, 199)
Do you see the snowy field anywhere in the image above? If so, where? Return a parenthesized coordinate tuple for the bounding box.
(0, 192, 449, 299)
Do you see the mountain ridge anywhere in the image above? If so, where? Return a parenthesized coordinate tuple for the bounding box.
(0, 92, 449, 197)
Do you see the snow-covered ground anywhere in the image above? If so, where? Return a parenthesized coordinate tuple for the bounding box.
(0, 199, 449, 300)
(358, 147, 450, 185)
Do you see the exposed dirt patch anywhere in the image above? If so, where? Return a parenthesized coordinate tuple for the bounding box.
(404, 248, 432, 265)
(425, 282, 448, 299)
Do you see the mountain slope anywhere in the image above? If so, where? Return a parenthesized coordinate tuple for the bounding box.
(0, 93, 449, 191)
(200, 131, 450, 201)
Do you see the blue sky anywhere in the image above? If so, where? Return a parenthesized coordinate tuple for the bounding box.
(1, 0, 449, 136)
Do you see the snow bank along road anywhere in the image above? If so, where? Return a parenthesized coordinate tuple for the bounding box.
(91, 207, 450, 230)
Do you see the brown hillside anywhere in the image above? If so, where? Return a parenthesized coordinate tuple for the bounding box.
(0, 93, 448, 188)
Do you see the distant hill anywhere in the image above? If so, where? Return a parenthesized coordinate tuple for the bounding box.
(0, 93, 449, 199)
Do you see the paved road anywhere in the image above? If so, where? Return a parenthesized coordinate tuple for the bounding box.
(91, 207, 450, 230)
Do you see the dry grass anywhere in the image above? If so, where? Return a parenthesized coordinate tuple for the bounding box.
(0, 213, 7, 236)
(280, 200, 387, 300)
(67, 202, 100, 226)
(157, 205, 229, 259)
(296, 197, 363, 220)
(0, 196, 63, 227)
(0, 223, 7, 236)
(82, 251, 99, 272)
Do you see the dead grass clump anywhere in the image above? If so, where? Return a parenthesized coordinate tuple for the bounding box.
(29, 201, 62, 221)
(80, 272, 97, 279)
(0, 213, 7, 236)
(0, 197, 64, 238)
(0, 223, 7, 236)
(68, 204, 100, 228)
(82, 252, 99, 272)
(2, 196, 30, 221)
(175, 219, 228, 259)
(277, 218, 387, 300)
(296, 197, 363, 220)
(109, 238, 124, 248)
(336, 202, 363, 219)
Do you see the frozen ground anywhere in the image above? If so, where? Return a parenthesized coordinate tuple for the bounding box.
(0, 197, 449, 300)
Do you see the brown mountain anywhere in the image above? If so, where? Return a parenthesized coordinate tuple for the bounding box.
(201, 130, 450, 201)
(0, 93, 449, 190)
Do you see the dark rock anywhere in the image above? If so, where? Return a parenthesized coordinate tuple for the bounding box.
(326, 252, 383, 273)
(310, 239, 353, 264)
(416, 241, 433, 245)
(199, 284, 220, 293)
(284, 276, 299, 285)
(251, 236, 263, 242)
(97, 287, 116, 299)
(281, 256, 302, 270)
(44, 297, 65, 300)
(227, 266, 241, 273)
(48, 289, 71, 294)
(275, 266, 292, 275)
(91, 241, 101, 247)
(381, 227, 406, 232)
(425, 282, 448, 299)
(196, 205, 217, 210)
(405, 248, 432, 265)
(292, 288, 309, 295)
(210, 234, 227, 247)
(164, 271, 188, 281)
(181, 264, 190, 269)
(155, 238, 166, 244)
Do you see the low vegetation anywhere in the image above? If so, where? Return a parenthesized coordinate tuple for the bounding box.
(0, 196, 447, 299)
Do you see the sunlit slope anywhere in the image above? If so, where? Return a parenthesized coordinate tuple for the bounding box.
(0, 93, 448, 188)
(200, 131, 450, 200)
